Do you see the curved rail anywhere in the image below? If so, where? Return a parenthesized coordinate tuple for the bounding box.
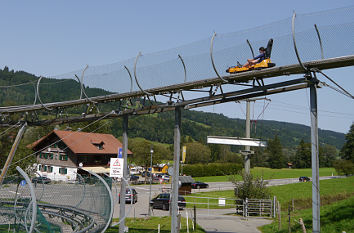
(32, 83, 37, 106)
(110, 177, 135, 227)
(314, 24, 324, 59)
(36, 76, 52, 111)
(74, 172, 86, 208)
(83, 168, 113, 233)
(178, 54, 187, 83)
(210, 32, 227, 83)
(133, 52, 152, 96)
(246, 39, 255, 58)
(124, 65, 134, 93)
(292, 12, 308, 72)
(16, 166, 37, 233)
(79, 65, 89, 99)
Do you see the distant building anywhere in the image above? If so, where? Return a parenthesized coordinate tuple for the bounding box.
(28, 130, 132, 182)
(152, 164, 169, 174)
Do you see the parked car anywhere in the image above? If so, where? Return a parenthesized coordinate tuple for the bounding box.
(155, 173, 170, 182)
(32, 176, 51, 184)
(299, 176, 310, 182)
(150, 193, 186, 210)
(129, 175, 139, 182)
(141, 171, 151, 178)
(191, 181, 209, 189)
(119, 188, 138, 204)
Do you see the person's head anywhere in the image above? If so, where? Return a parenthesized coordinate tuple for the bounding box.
(259, 47, 266, 53)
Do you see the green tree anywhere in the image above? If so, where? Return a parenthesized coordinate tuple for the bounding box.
(293, 139, 311, 168)
(340, 123, 354, 162)
(265, 135, 285, 168)
(319, 144, 337, 167)
(185, 142, 211, 164)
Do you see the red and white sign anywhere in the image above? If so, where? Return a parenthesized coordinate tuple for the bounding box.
(110, 158, 124, 178)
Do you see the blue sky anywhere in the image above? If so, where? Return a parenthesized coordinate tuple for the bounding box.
(0, 0, 353, 134)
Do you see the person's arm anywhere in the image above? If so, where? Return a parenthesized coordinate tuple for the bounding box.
(253, 54, 262, 60)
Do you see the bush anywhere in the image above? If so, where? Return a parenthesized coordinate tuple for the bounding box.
(182, 163, 242, 177)
(231, 172, 271, 200)
(333, 159, 354, 176)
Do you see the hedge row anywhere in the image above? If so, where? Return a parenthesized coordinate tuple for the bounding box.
(182, 163, 242, 177)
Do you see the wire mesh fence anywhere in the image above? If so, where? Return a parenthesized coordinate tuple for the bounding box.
(0, 167, 113, 233)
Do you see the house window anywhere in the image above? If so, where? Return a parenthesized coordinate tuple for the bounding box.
(59, 168, 67, 174)
(47, 166, 53, 173)
(43, 165, 47, 172)
(43, 153, 48, 159)
(38, 164, 42, 171)
(49, 153, 54, 160)
(92, 141, 104, 150)
(60, 154, 68, 161)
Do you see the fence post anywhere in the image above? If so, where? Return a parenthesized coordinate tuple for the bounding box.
(245, 198, 248, 217)
(193, 205, 197, 230)
(288, 205, 291, 233)
(273, 196, 277, 218)
(278, 201, 281, 230)
(177, 214, 181, 233)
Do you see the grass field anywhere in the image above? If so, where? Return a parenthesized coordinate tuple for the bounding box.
(185, 176, 354, 210)
(107, 216, 205, 233)
(194, 167, 337, 182)
(260, 176, 354, 232)
(260, 195, 354, 233)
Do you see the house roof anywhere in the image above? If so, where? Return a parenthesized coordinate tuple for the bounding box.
(179, 176, 195, 184)
(29, 130, 132, 155)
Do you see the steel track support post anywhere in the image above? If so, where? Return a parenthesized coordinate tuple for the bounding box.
(309, 77, 320, 233)
(171, 106, 181, 233)
(244, 100, 251, 174)
(119, 115, 128, 233)
(0, 122, 27, 185)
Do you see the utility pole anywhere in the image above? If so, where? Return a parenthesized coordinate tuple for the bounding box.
(309, 74, 320, 233)
(119, 115, 128, 233)
(148, 146, 153, 216)
(244, 100, 251, 174)
(171, 107, 181, 233)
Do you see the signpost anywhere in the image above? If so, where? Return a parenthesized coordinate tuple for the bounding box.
(118, 148, 123, 158)
(110, 158, 124, 178)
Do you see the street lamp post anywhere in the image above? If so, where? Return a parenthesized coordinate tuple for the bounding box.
(148, 146, 153, 216)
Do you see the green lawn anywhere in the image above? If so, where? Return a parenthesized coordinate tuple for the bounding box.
(184, 176, 354, 210)
(260, 195, 354, 233)
(107, 216, 206, 233)
(195, 167, 337, 182)
(259, 176, 354, 233)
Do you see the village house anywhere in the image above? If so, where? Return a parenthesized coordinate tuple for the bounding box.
(28, 130, 132, 182)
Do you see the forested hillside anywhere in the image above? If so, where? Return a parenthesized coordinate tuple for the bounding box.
(0, 67, 345, 150)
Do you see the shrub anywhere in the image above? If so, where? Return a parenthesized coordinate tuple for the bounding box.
(333, 159, 354, 176)
(231, 171, 271, 200)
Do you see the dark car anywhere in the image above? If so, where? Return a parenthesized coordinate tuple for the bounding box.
(299, 176, 310, 182)
(150, 193, 186, 211)
(119, 188, 138, 204)
(32, 176, 51, 184)
(191, 181, 209, 189)
(129, 175, 139, 182)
